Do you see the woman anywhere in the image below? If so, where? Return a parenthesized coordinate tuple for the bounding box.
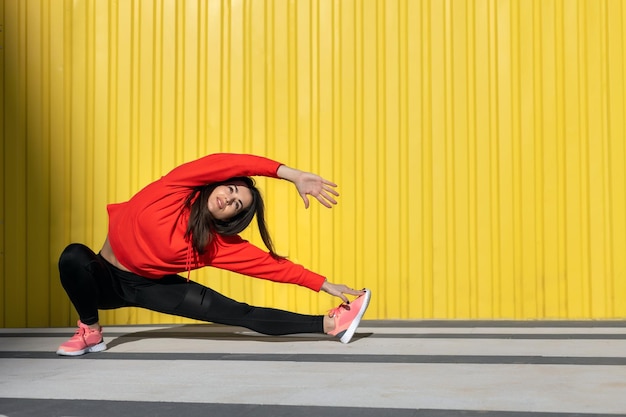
(56, 153, 371, 356)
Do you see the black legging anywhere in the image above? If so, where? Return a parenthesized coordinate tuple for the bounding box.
(58, 243, 324, 335)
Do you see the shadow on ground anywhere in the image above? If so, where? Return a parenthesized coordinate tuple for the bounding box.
(106, 324, 373, 349)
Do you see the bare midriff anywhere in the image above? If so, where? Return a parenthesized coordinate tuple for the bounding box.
(100, 236, 132, 272)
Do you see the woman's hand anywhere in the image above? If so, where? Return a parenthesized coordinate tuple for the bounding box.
(294, 172, 339, 208)
(277, 165, 339, 208)
(320, 280, 365, 304)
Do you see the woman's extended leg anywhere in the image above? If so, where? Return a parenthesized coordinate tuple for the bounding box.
(133, 276, 371, 342)
(111, 270, 324, 335)
(174, 280, 325, 335)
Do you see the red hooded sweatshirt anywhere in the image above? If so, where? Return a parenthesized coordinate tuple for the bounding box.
(107, 153, 326, 291)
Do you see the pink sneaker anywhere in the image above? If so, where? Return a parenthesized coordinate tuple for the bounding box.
(327, 289, 371, 343)
(56, 320, 106, 356)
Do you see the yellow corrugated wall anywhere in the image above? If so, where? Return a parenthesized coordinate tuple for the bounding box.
(1, 0, 626, 327)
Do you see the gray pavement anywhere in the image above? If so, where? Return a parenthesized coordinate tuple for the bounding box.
(1, 320, 626, 416)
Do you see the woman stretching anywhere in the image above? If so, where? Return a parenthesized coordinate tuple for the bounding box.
(56, 153, 371, 356)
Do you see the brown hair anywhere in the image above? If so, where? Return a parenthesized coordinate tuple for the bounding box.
(183, 177, 283, 259)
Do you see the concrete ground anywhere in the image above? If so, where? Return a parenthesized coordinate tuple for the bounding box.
(1, 320, 626, 417)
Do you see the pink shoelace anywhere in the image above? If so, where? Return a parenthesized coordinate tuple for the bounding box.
(72, 327, 86, 337)
(328, 303, 351, 318)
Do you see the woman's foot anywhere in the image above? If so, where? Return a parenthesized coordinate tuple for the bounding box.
(56, 320, 106, 356)
(326, 289, 371, 343)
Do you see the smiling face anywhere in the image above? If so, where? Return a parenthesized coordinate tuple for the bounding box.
(207, 180, 254, 220)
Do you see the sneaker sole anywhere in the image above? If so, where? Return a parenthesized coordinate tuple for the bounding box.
(339, 289, 371, 344)
(56, 341, 107, 356)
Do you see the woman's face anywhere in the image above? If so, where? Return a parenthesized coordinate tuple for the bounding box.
(207, 181, 253, 220)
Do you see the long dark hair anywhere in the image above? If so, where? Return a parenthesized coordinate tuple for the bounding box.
(183, 176, 283, 259)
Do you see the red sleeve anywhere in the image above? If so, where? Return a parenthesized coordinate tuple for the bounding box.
(163, 153, 282, 186)
(205, 235, 326, 291)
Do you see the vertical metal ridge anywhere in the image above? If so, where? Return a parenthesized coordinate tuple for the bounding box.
(153, 0, 163, 172)
(24, 0, 49, 326)
(42, 0, 56, 325)
(488, 0, 501, 317)
(532, 0, 545, 318)
(421, 0, 433, 318)
(398, 0, 409, 316)
(577, 0, 591, 317)
(601, 0, 615, 317)
(608, 0, 626, 318)
(375, 0, 387, 317)
(432, 0, 443, 317)
(107, 0, 117, 203)
(443, 0, 455, 318)
(466, 0, 477, 318)
(11, 0, 27, 326)
(85, 0, 95, 247)
(353, 2, 370, 296)
(0, 0, 6, 328)
(510, 0, 522, 318)
(555, 0, 567, 317)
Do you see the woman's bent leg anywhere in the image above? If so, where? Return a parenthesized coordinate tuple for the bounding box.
(58, 243, 127, 325)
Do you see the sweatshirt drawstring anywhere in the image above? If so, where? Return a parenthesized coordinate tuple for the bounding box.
(185, 240, 193, 282)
